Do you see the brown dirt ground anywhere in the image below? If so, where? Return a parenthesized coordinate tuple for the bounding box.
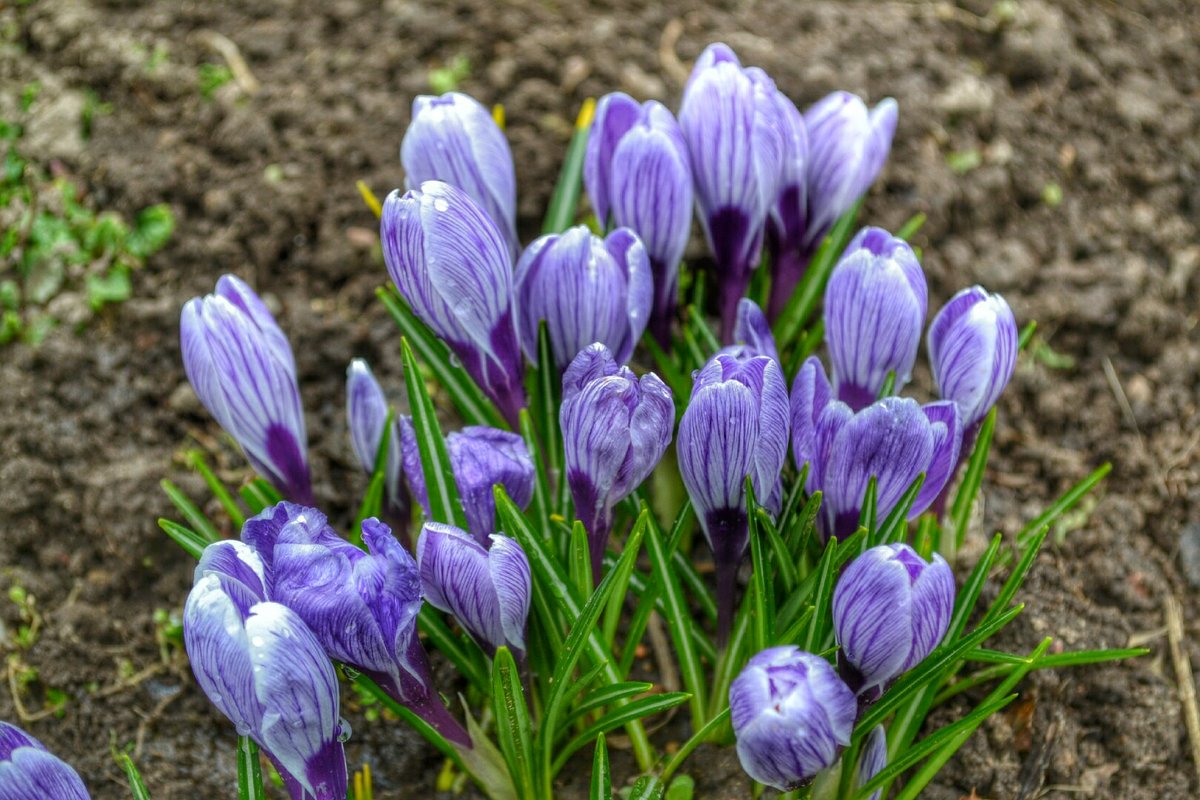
(1, 0, 1198, 798)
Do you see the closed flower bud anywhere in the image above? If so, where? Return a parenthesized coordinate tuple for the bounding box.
(825, 227, 928, 409)
(559, 344, 674, 580)
(833, 543, 955, 697)
(585, 93, 694, 345)
(401, 92, 519, 258)
(856, 725, 889, 800)
(791, 358, 962, 541)
(762, 89, 812, 319)
(928, 286, 1018, 430)
(679, 43, 786, 341)
(381, 181, 526, 427)
(514, 226, 652, 369)
(719, 298, 779, 364)
(678, 353, 789, 639)
(180, 275, 312, 504)
(0, 722, 91, 800)
(416, 523, 531, 658)
(184, 544, 347, 800)
(241, 503, 470, 749)
(346, 359, 408, 529)
(400, 422, 535, 545)
(730, 646, 857, 791)
(804, 92, 898, 256)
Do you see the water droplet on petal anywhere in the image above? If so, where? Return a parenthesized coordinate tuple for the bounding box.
(433, 198, 449, 213)
(337, 717, 353, 742)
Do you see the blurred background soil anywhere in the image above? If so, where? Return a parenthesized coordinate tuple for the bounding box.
(0, 0, 1197, 797)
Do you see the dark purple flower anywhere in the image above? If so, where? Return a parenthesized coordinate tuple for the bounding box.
(856, 725, 889, 800)
(180, 275, 312, 504)
(928, 286, 1018, 430)
(514, 226, 652, 368)
(718, 298, 779, 364)
(832, 543, 955, 697)
(791, 357, 962, 541)
(241, 503, 470, 749)
(678, 43, 786, 341)
(560, 344, 674, 581)
(401, 92, 519, 258)
(0, 722, 91, 800)
(585, 93, 694, 345)
(416, 523, 531, 658)
(825, 227, 927, 409)
(381, 181, 526, 427)
(346, 359, 409, 528)
(677, 353, 789, 639)
(400, 422, 534, 546)
(184, 541, 348, 799)
(729, 646, 856, 791)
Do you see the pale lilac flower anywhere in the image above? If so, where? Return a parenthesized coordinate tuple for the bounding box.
(180, 275, 311, 504)
(718, 298, 779, 364)
(856, 725, 889, 800)
(346, 359, 408, 528)
(928, 286, 1018, 431)
(0, 722, 91, 800)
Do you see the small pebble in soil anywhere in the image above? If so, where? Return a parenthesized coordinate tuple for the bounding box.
(1178, 523, 1200, 588)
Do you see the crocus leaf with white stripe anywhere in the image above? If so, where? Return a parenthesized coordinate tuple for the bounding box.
(0, 722, 91, 800)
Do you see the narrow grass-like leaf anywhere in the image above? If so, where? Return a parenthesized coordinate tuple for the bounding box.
(518, 409, 552, 529)
(776, 464, 809, 534)
(120, 753, 152, 800)
(400, 337, 468, 529)
(565, 681, 654, 727)
(896, 211, 927, 241)
(707, 600, 752, 725)
(876, 370, 897, 400)
(569, 520, 594, 599)
(377, 286, 506, 429)
(161, 479, 220, 544)
(877, 473, 925, 546)
(947, 533, 1003, 640)
(1018, 320, 1037, 350)
(785, 320, 827, 376)
(783, 488, 821, 557)
(187, 450, 245, 527)
(984, 525, 1048, 625)
(660, 707, 732, 783)
(552, 693, 691, 775)
(627, 775, 665, 800)
(237, 736, 265, 800)
(158, 518, 208, 560)
(800, 536, 838, 652)
(858, 478, 878, 546)
(352, 472, 386, 547)
(602, 519, 643, 649)
(643, 332, 691, 407)
(492, 647, 536, 800)
(758, 508, 796, 593)
(591, 735, 610, 800)
(1015, 463, 1111, 550)
(950, 408, 996, 550)
(542, 99, 595, 234)
(686, 304, 721, 356)
(777, 529, 863, 632)
(419, 606, 488, 692)
(239, 478, 279, 516)
(935, 645, 1148, 705)
(746, 479, 772, 652)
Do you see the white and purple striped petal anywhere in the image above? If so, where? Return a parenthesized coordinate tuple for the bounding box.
(856, 725, 889, 800)
(180, 278, 311, 504)
(730, 646, 856, 791)
(928, 286, 1018, 430)
(346, 359, 408, 524)
(514, 226, 652, 368)
(401, 92, 519, 258)
(825, 227, 927, 408)
(719, 298, 780, 364)
(416, 523, 531, 657)
(916, 400, 963, 513)
(0, 723, 90, 800)
(788, 356, 834, 488)
(763, 89, 812, 319)
(381, 181, 525, 427)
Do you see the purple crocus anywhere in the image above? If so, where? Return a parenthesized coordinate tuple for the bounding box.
(401, 423, 535, 546)
(0, 722, 90, 800)
(184, 542, 348, 799)
(585, 93, 694, 345)
(856, 725, 889, 800)
(416, 523, 531, 659)
(401, 92, 519, 258)
(729, 646, 857, 791)
(677, 353, 789, 640)
(832, 543, 955, 698)
(928, 286, 1018, 433)
(180, 275, 312, 504)
(824, 227, 927, 409)
(514, 226, 652, 369)
(718, 298, 780, 364)
(791, 357, 961, 541)
(768, 91, 898, 318)
(381, 181, 526, 427)
(762, 89, 810, 319)
(346, 359, 409, 533)
(560, 344, 674, 581)
(678, 43, 785, 341)
(241, 503, 470, 749)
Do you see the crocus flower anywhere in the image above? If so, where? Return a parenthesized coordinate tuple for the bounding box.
(824, 227, 927, 409)
(514, 226, 652, 368)
(718, 298, 780, 364)
(0, 722, 90, 800)
(791, 357, 961, 541)
(585, 93, 694, 345)
(381, 181, 525, 427)
(400, 422, 535, 545)
(180, 275, 312, 504)
(184, 543, 348, 799)
(241, 503, 470, 748)
(928, 286, 1018, 432)
(416, 522, 531, 658)
(729, 646, 857, 791)
(856, 725, 889, 800)
(832, 543, 955, 698)
(677, 353, 789, 639)
(762, 89, 811, 319)
(346, 359, 408, 531)
(679, 43, 785, 341)
(400, 92, 519, 258)
(560, 344, 674, 581)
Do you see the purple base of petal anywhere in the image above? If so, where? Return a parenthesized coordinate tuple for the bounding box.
(264, 424, 314, 505)
(766, 247, 811, 321)
(718, 271, 753, 345)
(648, 257, 678, 349)
(928, 420, 980, 519)
(367, 668, 473, 750)
(707, 507, 749, 646)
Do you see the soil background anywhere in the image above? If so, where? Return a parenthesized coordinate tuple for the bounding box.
(1, 0, 1198, 798)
